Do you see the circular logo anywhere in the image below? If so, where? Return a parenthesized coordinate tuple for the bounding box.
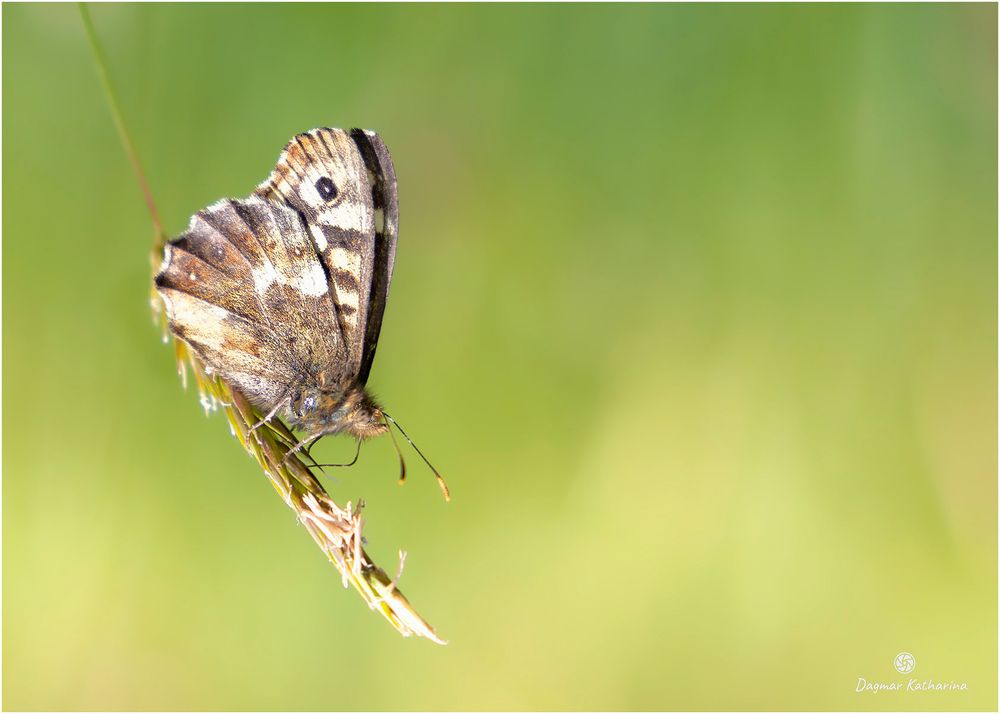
(894, 652, 916, 674)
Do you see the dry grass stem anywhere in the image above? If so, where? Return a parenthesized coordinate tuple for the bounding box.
(152, 297, 446, 645)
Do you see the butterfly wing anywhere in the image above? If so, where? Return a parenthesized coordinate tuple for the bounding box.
(155, 196, 347, 411)
(255, 127, 398, 386)
(348, 130, 398, 385)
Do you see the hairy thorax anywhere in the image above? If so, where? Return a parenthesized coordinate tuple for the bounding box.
(287, 382, 388, 440)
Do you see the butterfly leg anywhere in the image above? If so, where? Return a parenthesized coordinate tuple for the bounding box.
(247, 397, 289, 439)
(282, 430, 326, 467)
(305, 438, 363, 469)
(263, 423, 329, 475)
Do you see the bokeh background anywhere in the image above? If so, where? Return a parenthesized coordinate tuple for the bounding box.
(3, 3, 996, 711)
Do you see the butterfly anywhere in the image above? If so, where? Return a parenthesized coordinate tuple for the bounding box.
(155, 128, 448, 499)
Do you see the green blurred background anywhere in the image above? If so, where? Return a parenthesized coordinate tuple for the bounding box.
(3, 3, 996, 711)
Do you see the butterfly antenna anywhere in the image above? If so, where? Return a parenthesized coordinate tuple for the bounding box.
(383, 412, 450, 502)
(383, 413, 407, 486)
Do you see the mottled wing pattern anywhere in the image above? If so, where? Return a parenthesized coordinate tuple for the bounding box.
(155, 196, 346, 410)
(255, 127, 398, 386)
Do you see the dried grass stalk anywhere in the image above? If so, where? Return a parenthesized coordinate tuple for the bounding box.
(161, 327, 445, 644)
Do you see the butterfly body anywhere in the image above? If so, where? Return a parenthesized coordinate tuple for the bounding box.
(155, 128, 398, 446)
(288, 382, 388, 440)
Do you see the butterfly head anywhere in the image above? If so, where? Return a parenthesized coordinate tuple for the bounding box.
(291, 383, 388, 440)
(289, 380, 451, 502)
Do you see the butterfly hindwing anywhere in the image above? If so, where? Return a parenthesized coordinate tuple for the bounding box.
(155, 196, 348, 410)
(255, 127, 398, 386)
(349, 129, 399, 385)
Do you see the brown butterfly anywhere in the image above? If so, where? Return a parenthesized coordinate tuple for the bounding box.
(155, 128, 448, 499)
